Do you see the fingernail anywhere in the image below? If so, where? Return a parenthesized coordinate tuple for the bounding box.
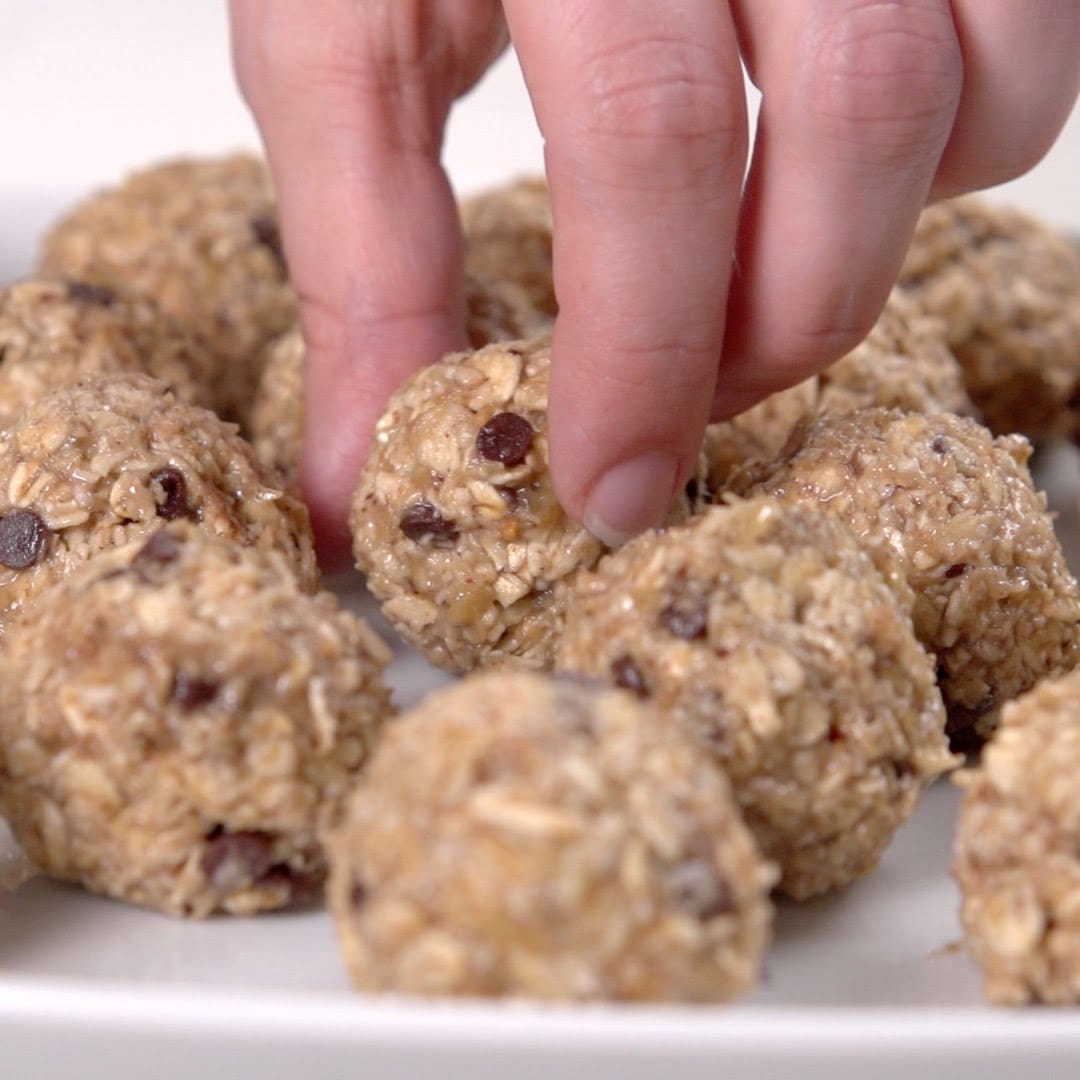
(583, 451, 680, 547)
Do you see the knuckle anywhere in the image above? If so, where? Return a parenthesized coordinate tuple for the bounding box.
(808, 4, 962, 161)
(571, 37, 747, 171)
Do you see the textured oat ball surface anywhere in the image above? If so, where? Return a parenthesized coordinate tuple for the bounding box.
(0, 372, 317, 638)
(460, 177, 555, 318)
(250, 279, 550, 488)
(899, 197, 1080, 439)
(0, 524, 391, 917)
(726, 408, 1080, 751)
(953, 669, 1080, 1004)
(557, 497, 957, 900)
(38, 154, 296, 424)
(0, 277, 216, 429)
(350, 336, 695, 672)
(701, 291, 972, 494)
(326, 670, 774, 1001)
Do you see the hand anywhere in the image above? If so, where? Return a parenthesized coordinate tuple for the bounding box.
(230, 1, 1080, 567)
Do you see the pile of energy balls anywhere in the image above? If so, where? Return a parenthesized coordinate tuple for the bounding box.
(1, 156, 1078, 1007)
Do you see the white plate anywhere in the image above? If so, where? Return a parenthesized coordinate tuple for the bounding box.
(2, 14, 1080, 1067)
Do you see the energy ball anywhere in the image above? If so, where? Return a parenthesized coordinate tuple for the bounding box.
(726, 408, 1080, 751)
(0, 278, 217, 430)
(325, 670, 774, 1002)
(0, 524, 391, 917)
(250, 278, 550, 487)
(557, 497, 957, 900)
(38, 154, 296, 425)
(899, 197, 1080, 440)
(351, 335, 697, 672)
(701, 291, 973, 494)
(460, 176, 555, 318)
(953, 669, 1080, 1004)
(0, 372, 317, 639)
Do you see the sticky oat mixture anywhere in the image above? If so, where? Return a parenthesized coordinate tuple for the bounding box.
(0, 523, 391, 917)
(38, 154, 296, 426)
(900, 197, 1080, 440)
(953, 669, 1080, 1004)
(726, 408, 1080, 751)
(0, 372, 317, 639)
(326, 670, 775, 1001)
(557, 497, 957, 900)
(0, 277, 217, 430)
(350, 335, 696, 672)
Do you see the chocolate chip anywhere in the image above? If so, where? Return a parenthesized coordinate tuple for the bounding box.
(262, 865, 319, 910)
(476, 412, 534, 467)
(201, 829, 276, 893)
(931, 436, 949, 454)
(399, 501, 459, 546)
(131, 529, 184, 580)
(887, 759, 915, 779)
(350, 879, 368, 910)
(149, 466, 198, 521)
(0, 345, 7, 366)
(659, 595, 708, 640)
(945, 562, 967, 579)
(250, 213, 287, 273)
(66, 280, 116, 306)
(610, 654, 648, 698)
(0, 509, 50, 570)
(666, 858, 735, 920)
(171, 672, 219, 710)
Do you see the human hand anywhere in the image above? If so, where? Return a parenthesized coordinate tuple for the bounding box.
(230, 1, 1080, 567)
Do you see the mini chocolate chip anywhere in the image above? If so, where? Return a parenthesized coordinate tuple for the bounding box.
(666, 858, 735, 920)
(171, 672, 219, 711)
(476, 412, 534, 467)
(350, 879, 368, 909)
(131, 529, 184, 580)
(945, 562, 967, 579)
(261, 865, 319, 911)
(250, 213, 287, 273)
(610, 654, 648, 698)
(827, 725, 844, 743)
(201, 829, 276, 893)
(931, 436, 949, 454)
(888, 759, 915, 779)
(659, 595, 708, 640)
(399, 500, 459, 546)
(66, 280, 116, 306)
(0, 509, 50, 570)
(149, 466, 198, 521)
(0, 344, 7, 365)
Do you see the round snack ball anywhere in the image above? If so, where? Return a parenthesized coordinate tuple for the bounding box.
(0, 523, 392, 917)
(899, 197, 1080, 440)
(37, 154, 296, 426)
(460, 176, 555, 318)
(0, 278, 218, 430)
(701, 291, 973, 495)
(557, 497, 957, 900)
(250, 278, 550, 487)
(0, 372, 317, 639)
(351, 335, 697, 672)
(326, 670, 775, 1001)
(953, 669, 1080, 1004)
(817, 288, 975, 419)
(725, 408, 1080, 752)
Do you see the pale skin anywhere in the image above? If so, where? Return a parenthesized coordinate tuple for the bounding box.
(229, 1, 1080, 567)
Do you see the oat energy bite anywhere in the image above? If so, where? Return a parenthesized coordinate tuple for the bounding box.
(900, 197, 1080, 440)
(38, 154, 296, 424)
(0, 372, 317, 638)
(0, 277, 216, 430)
(460, 176, 555, 318)
(326, 670, 774, 1001)
(0, 524, 391, 916)
(953, 669, 1080, 1004)
(351, 335, 694, 672)
(726, 408, 1080, 752)
(557, 497, 957, 900)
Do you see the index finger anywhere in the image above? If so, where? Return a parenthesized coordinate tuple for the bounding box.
(502, 0, 748, 544)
